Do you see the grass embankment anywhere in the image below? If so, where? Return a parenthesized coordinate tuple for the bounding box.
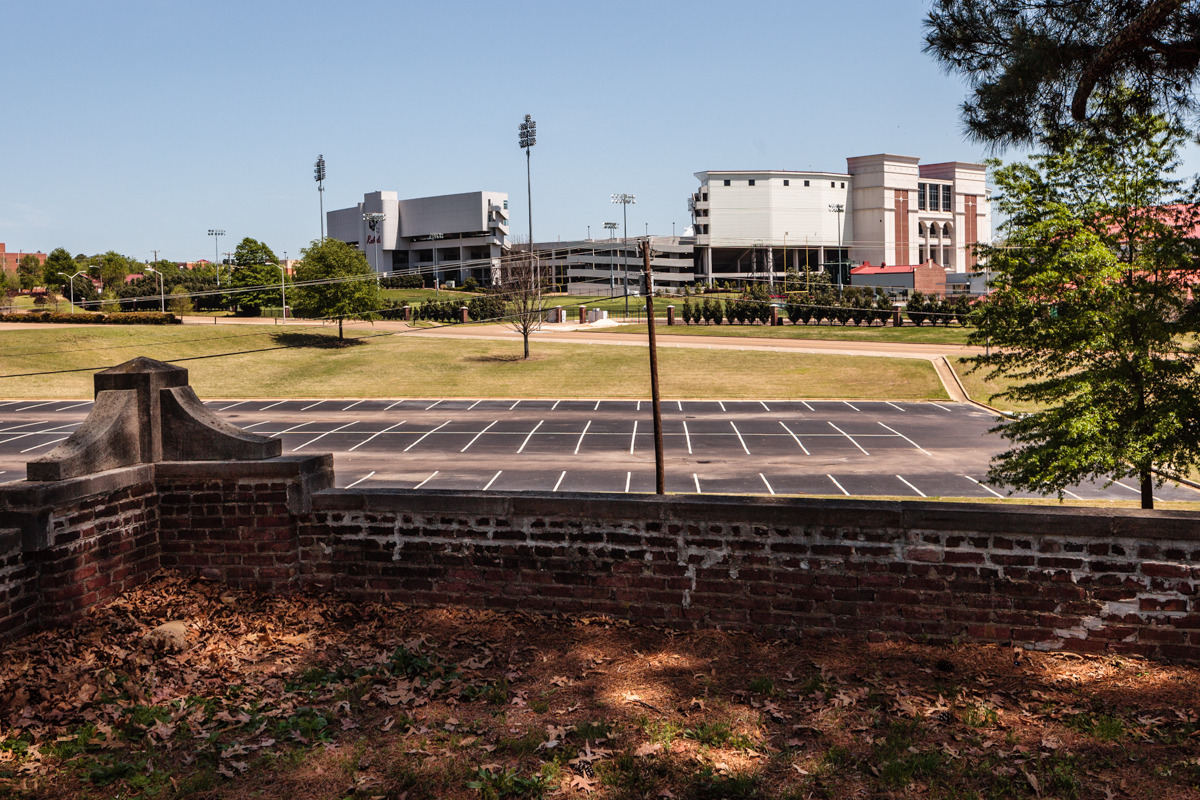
(950, 356, 1044, 414)
(611, 322, 972, 345)
(0, 324, 946, 400)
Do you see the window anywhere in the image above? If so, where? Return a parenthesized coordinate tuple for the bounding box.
(783, 180, 789, 186)
(804, 180, 810, 187)
(917, 222, 926, 236)
(748, 179, 755, 186)
(930, 184, 941, 211)
(917, 182, 927, 211)
(942, 187, 952, 212)
(840, 182, 845, 188)
(723, 179, 731, 186)
(503, 200, 508, 209)
(830, 181, 835, 188)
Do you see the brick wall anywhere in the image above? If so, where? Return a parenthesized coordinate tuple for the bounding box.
(0, 527, 37, 640)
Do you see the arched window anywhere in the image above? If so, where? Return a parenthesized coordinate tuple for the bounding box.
(928, 222, 940, 238)
(917, 222, 926, 236)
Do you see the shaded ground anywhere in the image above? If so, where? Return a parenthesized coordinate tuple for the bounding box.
(2, 574, 1198, 800)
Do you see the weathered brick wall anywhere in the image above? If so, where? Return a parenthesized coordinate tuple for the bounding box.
(0, 527, 37, 641)
(157, 456, 333, 591)
(297, 492, 1200, 661)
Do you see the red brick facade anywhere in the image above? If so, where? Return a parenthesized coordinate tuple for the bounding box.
(0, 244, 47, 277)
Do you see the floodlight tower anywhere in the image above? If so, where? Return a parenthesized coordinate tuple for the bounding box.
(611, 194, 636, 317)
(828, 203, 845, 287)
(518, 115, 536, 250)
(363, 212, 386, 274)
(315, 154, 327, 240)
(604, 222, 619, 296)
(207, 229, 225, 286)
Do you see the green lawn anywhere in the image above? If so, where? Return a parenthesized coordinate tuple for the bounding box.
(0, 324, 946, 400)
(950, 356, 1046, 414)
(610, 322, 973, 345)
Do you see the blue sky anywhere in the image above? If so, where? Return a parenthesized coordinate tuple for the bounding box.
(4, 0, 1197, 263)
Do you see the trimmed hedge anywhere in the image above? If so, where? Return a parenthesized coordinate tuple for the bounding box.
(0, 311, 181, 325)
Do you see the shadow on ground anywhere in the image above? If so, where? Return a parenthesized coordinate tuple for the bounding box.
(270, 332, 366, 349)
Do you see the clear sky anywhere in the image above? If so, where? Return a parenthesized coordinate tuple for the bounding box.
(4, 0, 1197, 263)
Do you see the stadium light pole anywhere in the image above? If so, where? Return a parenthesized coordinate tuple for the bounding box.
(604, 222, 618, 297)
(611, 194, 636, 318)
(207, 229, 225, 287)
(144, 267, 165, 313)
(518, 115, 536, 251)
(315, 155, 327, 239)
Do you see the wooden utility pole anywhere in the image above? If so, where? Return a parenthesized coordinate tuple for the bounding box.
(642, 240, 665, 494)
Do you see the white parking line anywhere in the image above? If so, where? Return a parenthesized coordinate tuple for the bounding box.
(553, 471, 566, 492)
(573, 421, 591, 455)
(630, 420, 638, 454)
(682, 420, 693, 454)
(404, 420, 452, 452)
(718, 401, 726, 412)
(1112, 481, 1141, 495)
(292, 422, 356, 452)
(778, 421, 810, 455)
(385, 399, 407, 411)
(0, 424, 74, 445)
(964, 475, 1005, 498)
(828, 422, 870, 455)
(14, 401, 56, 412)
(510, 400, 521, 410)
(760, 473, 775, 495)
(594, 400, 602, 411)
(932, 403, 953, 412)
(220, 401, 247, 412)
(760, 401, 771, 411)
(624, 472, 632, 493)
(877, 422, 932, 455)
(467, 399, 482, 410)
(517, 420, 544, 453)
(637, 400, 642, 411)
(551, 400, 560, 410)
(242, 421, 270, 429)
(801, 401, 814, 411)
(301, 400, 325, 411)
(269, 421, 311, 438)
(693, 474, 702, 493)
(343, 400, 365, 412)
(21, 437, 68, 453)
(483, 470, 502, 491)
(677, 400, 683, 411)
(729, 421, 751, 454)
(345, 471, 376, 489)
(886, 402, 906, 412)
(896, 475, 926, 497)
(844, 401, 861, 412)
(260, 400, 288, 411)
(350, 421, 407, 452)
(426, 400, 442, 410)
(1063, 489, 1083, 500)
(413, 471, 439, 489)
(0, 422, 50, 435)
(57, 401, 93, 412)
(461, 420, 498, 452)
(827, 474, 850, 496)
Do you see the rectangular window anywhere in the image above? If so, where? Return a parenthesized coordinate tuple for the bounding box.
(783, 180, 789, 186)
(503, 200, 508, 209)
(830, 181, 835, 188)
(917, 183, 927, 211)
(804, 180, 810, 187)
(723, 179, 730, 186)
(942, 187, 952, 212)
(840, 182, 845, 188)
(748, 179, 755, 186)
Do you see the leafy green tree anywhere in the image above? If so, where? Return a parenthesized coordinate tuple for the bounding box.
(228, 239, 282, 315)
(924, 0, 1200, 145)
(43, 248, 74, 288)
(17, 255, 42, 291)
(292, 238, 381, 339)
(969, 102, 1200, 509)
(97, 251, 133, 288)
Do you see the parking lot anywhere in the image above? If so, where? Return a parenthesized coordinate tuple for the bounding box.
(1, 397, 1195, 502)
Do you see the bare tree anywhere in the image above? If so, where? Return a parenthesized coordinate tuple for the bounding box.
(496, 249, 549, 360)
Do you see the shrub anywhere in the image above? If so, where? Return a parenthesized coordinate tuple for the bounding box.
(468, 294, 506, 322)
(379, 274, 424, 289)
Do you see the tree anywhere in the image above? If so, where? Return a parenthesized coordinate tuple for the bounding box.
(495, 250, 548, 359)
(924, 0, 1200, 145)
(968, 102, 1200, 509)
(42, 248, 74, 289)
(17, 255, 42, 291)
(97, 251, 133, 288)
(292, 238, 381, 339)
(230, 237, 281, 315)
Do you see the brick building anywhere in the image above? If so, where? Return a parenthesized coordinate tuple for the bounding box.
(0, 244, 47, 278)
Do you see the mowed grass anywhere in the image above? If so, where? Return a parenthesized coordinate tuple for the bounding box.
(0, 324, 946, 400)
(950, 356, 1044, 414)
(610, 322, 973, 345)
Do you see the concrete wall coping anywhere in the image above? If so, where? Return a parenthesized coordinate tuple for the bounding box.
(312, 489, 1200, 541)
(156, 454, 333, 481)
(0, 464, 157, 510)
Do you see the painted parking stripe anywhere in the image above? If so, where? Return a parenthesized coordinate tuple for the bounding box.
(260, 400, 288, 411)
(594, 400, 602, 411)
(404, 420, 452, 452)
(683, 421, 693, 454)
(510, 400, 521, 410)
(896, 475, 926, 497)
(844, 401, 860, 412)
(413, 471, 439, 489)
(292, 422, 356, 452)
(0, 421, 51, 435)
(693, 474, 702, 493)
(467, 399, 481, 410)
(625, 472, 632, 493)
(385, 399, 406, 411)
(828, 475, 850, 496)
(877, 422, 932, 456)
(517, 420, 544, 453)
(220, 401, 248, 412)
(426, 400, 442, 410)
(461, 420, 498, 452)
(301, 400, 325, 411)
(1113, 481, 1140, 495)
(677, 400, 683, 411)
(718, 401, 726, 412)
(630, 420, 638, 454)
(342, 400, 365, 411)
(801, 401, 814, 411)
(573, 421, 591, 455)
(344, 471, 376, 489)
(242, 421, 270, 429)
(270, 421, 311, 438)
(637, 400, 642, 411)
(760, 473, 775, 495)
(21, 437, 68, 453)
(1063, 489, 1083, 500)
(0, 424, 74, 445)
(553, 471, 566, 492)
(729, 421, 751, 454)
(760, 401, 771, 411)
(350, 421, 407, 452)
(778, 422, 811, 455)
(886, 402, 906, 412)
(828, 422, 870, 455)
(964, 475, 1005, 498)
(57, 401, 93, 412)
(13, 401, 57, 412)
(932, 403, 953, 412)
(551, 400, 560, 410)
(483, 470, 502, 491)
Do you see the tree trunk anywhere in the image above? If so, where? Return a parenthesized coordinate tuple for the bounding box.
(1140, 469, 1154, 510)
(338, 317, 344, 340)
(523, 330, 530, 359)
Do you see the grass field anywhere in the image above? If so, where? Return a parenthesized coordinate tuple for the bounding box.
(0, 324, 947, 400)
(950, 356, 1044, 414)
(611, 321, 973, 345)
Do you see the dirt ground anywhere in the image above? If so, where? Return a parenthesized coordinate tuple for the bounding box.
(2, 573, 1198, 800)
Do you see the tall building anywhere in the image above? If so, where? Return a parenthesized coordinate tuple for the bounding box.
(327, 190, 509, 285)
(0, 244, 47, 278)
(690, 155, 990, 285)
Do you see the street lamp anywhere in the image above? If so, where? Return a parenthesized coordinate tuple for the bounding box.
(269, 263, 287, 321)
(144, 267, 165, 313)
(518, 114, 536, 250)
(604, 222, 618, 297)
(611, 194, 636, 317)
(315, 155, 327, 239)
(58, 270, 87, 311)
(364, 212, 386, 275)
(828, 204, 845, 287)
(207, 229, 225, 287)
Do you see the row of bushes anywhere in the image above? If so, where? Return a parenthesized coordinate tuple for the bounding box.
(0, 311, 181, 325)
(678, 287, 897, 326)
(378, 295, 509, 324)
(904, 292, 973, 326)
